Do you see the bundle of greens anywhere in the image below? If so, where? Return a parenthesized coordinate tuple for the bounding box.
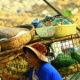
(51, 53, 79, 69)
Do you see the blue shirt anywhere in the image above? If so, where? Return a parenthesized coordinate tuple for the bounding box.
(29, 62, 63, 80)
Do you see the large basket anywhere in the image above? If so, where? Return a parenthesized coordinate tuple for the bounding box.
(35, 26, 55, 38)
(36, 16, 77, 39)
(53, 24, 77, 38)
(3, 58, 29, 79)
(0, 50, 29, 80)
(0, 24, 35, 51)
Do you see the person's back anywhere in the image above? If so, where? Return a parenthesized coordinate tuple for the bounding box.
(29, 62, 63, 80)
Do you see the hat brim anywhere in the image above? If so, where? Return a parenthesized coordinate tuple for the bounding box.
(23, 45, 48, 62)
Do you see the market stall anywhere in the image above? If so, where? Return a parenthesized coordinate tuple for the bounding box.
(0, 16, 80, 80)
(0, 0, 80, 80)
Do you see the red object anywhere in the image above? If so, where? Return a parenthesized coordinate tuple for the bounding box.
(23, 42, 48, 62)
(31, 43, 47, 55)
(2, 72, 17, 80)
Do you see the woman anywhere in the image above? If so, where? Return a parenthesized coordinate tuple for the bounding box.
(23, 43, 63, 80)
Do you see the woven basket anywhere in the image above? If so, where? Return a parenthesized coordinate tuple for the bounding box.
(0, 28, 30, 38)
(0, 24, 35, 51)
(0, 58, 29, 79)
(6, 58, 29, 72)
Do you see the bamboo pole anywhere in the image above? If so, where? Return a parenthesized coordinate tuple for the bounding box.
(0, 46, 23, 56)
(43, 0, 73, 23)
(0, 52, 23, 64)
(35, 33, 80, 45)
(0, 53, 15, 61)
(0, 33, 80, 56)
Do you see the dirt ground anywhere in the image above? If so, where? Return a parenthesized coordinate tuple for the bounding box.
(0, 0, 80, 28)
(29, 0, 80, 27)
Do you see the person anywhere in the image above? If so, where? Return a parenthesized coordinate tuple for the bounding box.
(22, 42, 63, 80)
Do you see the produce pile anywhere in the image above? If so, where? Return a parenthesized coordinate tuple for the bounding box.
(0, 51, 29, 80)
(51, 49, 80, 77)
(3, 58, 29, 79)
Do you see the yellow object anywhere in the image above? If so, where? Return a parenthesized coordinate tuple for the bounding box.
(6, 58, 29, 72)
(31, 35, 41, 42)
(53, 24, 77, 38)
(73, 18, 78, 24)
(36, 26, 55, 38)
(4, 58, 29, 78)
(0, 45, 1, 52)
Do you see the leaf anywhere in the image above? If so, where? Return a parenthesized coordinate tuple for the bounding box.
(61, 9, 73, 17)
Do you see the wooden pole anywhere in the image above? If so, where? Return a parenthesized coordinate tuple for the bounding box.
(0, 33, 80, 56)
(43, 0, 73, 23)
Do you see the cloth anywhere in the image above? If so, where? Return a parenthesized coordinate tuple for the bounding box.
(32, 68, 39, 80)
(29, 63, 63, 80)
(54, 18, 72, 25)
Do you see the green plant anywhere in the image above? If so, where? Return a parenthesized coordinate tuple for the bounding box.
(61, 9, 73, 17)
